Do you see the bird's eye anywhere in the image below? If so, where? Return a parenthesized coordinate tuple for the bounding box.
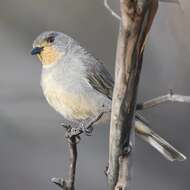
(46, 36, 55, 43)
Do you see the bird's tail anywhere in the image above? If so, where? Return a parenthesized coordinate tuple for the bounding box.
(135, 119, 187, 162)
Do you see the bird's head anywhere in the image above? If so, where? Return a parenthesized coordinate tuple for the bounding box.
(31, 31, 70, 66)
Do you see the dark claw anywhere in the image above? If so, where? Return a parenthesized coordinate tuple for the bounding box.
(84, 126, 93, 136)
(104, 165, 109, 176)
(80, 125, 93, 136)
(51, 177, 66, 189)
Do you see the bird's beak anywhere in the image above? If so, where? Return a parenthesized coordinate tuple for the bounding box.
(31, 47, 43, 55)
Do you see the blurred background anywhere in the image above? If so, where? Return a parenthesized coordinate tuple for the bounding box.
(0, 0, 190, 190)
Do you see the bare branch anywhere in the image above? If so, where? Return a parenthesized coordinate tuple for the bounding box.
(51, 136, 78, 190)
(104, 0, 121, 20)
(108, 0, 158, 190)
(137, 90, 190, 110)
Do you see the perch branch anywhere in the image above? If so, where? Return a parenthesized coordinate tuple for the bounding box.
(108, 0, 158, 190)
(51, 136, 78, 190)
(136, 90, 190, 110)
(51, 112, 103, 190)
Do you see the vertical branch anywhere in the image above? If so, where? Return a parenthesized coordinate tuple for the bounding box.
(108, 0, 158, 190)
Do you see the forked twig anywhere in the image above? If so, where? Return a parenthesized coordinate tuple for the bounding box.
(137, 90, 190, 110)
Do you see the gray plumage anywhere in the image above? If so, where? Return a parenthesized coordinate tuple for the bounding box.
(32, 31, 187, 161)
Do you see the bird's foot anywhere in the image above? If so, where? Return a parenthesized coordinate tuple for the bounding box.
(64, 127, 80, 140)
(61, 112, 103, 139)
(60, 122, 80, 143)
(64, 124, 93, 139)
(51, 177, 66, 189)
(78, 122, 93, 136)
(77, 112, 104, 136)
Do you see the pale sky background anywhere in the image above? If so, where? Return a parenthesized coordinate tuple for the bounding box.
(0, 0, 190, 190)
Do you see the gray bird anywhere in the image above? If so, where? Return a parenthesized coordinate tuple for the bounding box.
(31, 31, 186, 162)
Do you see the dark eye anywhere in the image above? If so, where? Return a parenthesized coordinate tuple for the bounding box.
(46, 36, 55, 43)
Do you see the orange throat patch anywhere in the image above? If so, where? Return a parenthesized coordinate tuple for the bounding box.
(38, 46, 63, 66)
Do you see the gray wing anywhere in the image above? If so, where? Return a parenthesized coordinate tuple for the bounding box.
(85, 56, 148, 124)
(86, 59, 114, 100)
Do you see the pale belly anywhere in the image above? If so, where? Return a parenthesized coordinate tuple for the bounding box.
(41, 80, 98, 121)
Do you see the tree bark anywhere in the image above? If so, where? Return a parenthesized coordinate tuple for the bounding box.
(108, 1, 158, 190)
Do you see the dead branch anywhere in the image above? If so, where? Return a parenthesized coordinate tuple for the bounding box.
(108, 1, 158, 190)
(51, 136, 78, 190)
(136, 90, 190, 110)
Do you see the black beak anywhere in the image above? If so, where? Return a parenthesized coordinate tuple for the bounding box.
(31, 47, 43, 55)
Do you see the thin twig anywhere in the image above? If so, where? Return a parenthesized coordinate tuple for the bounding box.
(51, 136, 78, 190)
(136, 90, 190, 110)
(104, 0, 121, 20)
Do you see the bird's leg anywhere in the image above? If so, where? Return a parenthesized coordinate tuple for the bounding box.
(60, 121, 80, 143)
(64, 119, 93, 138)
(77, 112, 104, 136)
(65, 112, 104, 138)
(77, 119, 94, 136)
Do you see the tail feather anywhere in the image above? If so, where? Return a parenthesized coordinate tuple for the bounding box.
(135, 120, 187, 162)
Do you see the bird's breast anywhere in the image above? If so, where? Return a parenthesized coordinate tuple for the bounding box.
(41, 73, 97, 121)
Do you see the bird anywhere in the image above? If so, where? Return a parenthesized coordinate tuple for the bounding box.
(31, 31, 186, 162)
